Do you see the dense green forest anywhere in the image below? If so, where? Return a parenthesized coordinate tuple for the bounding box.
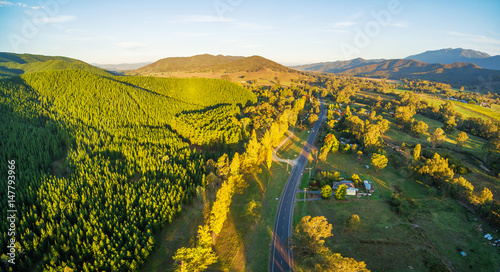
(0, 53, 111, 78)
(0, 69, 256, 271)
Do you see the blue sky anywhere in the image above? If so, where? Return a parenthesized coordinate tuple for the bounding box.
(0, 0, 499, 65)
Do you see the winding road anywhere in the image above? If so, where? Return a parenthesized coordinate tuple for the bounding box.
(270, 100, 326, 271)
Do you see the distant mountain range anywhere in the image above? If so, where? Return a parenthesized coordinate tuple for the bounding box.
(405, 48, 500, 70)
(2, 49, 499, 90)
(93, 62, 152, 71)
(292, 58, 385, 73)
(292, 48, 500, 88)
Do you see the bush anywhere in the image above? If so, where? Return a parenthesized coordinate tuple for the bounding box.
(351, 174, 362, 188)
(321, 185, 332, 199)
(346, 214, 361, 231)
(389, 193, 402, 207)
(335, 184, 348, 200)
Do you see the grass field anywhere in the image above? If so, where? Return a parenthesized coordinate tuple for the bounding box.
(379, 113, 500, 203)
(384, 114, 487, 159)
(420, 94, 500, 120)
(141, 199, 207, 271)
(141, 161, 292, 272)
(240, 162, 293, 271)
(276, 128, 309, 160)
(388, 88, 500, 121)
(296, 153, 500, 272)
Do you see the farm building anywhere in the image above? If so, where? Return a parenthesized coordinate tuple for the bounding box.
(332, 181, 358, 196)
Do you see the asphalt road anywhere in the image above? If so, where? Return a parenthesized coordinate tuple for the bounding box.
(270, 100, 326, 271)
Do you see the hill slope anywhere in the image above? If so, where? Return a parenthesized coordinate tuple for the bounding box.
(473, 55, 500, 70)
(292, 58, 385, 73)
(134, 54, 304, 86)
(0, 69, 256, 270)
(137, 54, 245, 73)
(405, 48, 500, 70)
(209, 55, 298, 73)
(0, 52, 112, 77)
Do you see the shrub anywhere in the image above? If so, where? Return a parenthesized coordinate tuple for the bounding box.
(321, 185, 332, 199)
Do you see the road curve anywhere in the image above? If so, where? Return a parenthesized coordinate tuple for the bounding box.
(270, 100, 326, 271)
(272, 130, 298, 166)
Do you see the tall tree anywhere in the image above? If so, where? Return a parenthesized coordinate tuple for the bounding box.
(413, 144, 421, 161)
(308, 113, 319, 125)
(346, 116, 365, 140)
(335, 184, 348, 200)
(411, 120, 428, 136)
(173, 225, 217, 272)
(371, 153, 388, 173)
(428, 128, 446, 149)
(242, 130, 260, 172)
(363, 124, 382, 152)
(346, 214, 361, 231)
(321, 185, 332, 199)
(455, 131, 468, 150)
(443, 116, 457, 133)
(418, 153, 454, 183)
(478, 187, 493, 204)
(216, 154, 230, 179)
(377, 119, 390, 135)
(292, 216, 333, 256)
(394, 106, 416, 126)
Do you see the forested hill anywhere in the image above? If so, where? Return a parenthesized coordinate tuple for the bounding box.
(137, 54, 298, 74)
(0, 52, 112, 78)
(22, 70, 256, 145)
(207, 55, 298, 73)
(137, 54, 244, 73)
(0, 69, 256, 271)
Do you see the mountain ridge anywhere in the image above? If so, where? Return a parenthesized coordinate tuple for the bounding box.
(137, 54, 245, 73)
(293, 57, 500, 88)
(405, 48, 500, 70)
(0, 52, 112, 77)
(136, 54, 298, 74)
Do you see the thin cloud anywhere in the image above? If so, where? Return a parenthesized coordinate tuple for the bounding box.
(331, 21, 356, 28)
(39, 15, 76, 23)
(174, 15, 235, 23)
(0, 1, 14, 6)
(391, 21, 408, 28)
(116, 42, 149, 49)
(0, 1, 43, 9)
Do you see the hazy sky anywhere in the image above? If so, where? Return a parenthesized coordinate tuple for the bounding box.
(1, 0, 499, 65)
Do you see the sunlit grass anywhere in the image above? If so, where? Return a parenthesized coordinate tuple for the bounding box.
(276, 129, 309, 160)
(299, 152, 500, 272)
